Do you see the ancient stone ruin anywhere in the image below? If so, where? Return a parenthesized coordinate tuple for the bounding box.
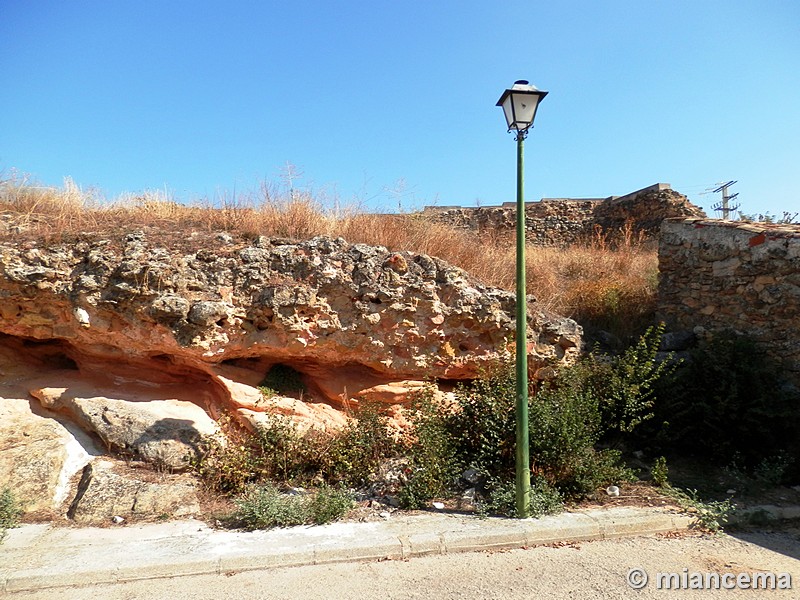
(658, 218, 800, 386)
(422, 183, 706, 246)
(0, 231, 581, 522)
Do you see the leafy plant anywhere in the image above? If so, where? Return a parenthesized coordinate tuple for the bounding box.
(309, 484, 355, 524)
(252, 411, 310, 482)
(317, 402, 396, 487)
(586, 323, 677, 434)
(651, 456, 669, 487)
(723, 452, 794, 493)
(664, 486, 735, 533)
(651, 331, 800, 469)
(192, 401, 397, 495)
(0, 487, 22, 543)
(229, 482, 353, 529)
(477, 476, 562, 518)
(401, 333, 665, 507)
(400, 385, 458, 509)
(189, 414, 265, 494)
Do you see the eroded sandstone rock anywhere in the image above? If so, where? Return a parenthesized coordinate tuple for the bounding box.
(0, 233, 581, 414)
(0, 232, 582, 515)
(30, 384, 218, 470)
(0, 397, 93, 512)
(67, 460, 200, 524)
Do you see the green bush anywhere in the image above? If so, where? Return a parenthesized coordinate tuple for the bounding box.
(652, 331, 800, 470)
(586, 323, 676, 435)
(663, 486, 735, 533)
(309, 484, 355, 524)
(232, 483, 309, 529)
(230, 482, 353, 529)
(0, 487, 22, 543)
(192, 402, 396, 494)
(651, 456, 669, 487)
(317, 402, 396, 487)
(400, 385, 458, 509)
(253, 411, 311, 482)
(477, 476, 563, 518)
(401, 332, 664, 507)
(189, 414, 265, 494)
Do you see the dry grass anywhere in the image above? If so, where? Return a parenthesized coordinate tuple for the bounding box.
(0, 173, 658, 339)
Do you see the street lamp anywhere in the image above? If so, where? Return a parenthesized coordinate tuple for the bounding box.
(496, 80, 548, 518)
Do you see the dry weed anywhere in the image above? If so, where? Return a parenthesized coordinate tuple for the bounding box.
(0, 174, 658, 337)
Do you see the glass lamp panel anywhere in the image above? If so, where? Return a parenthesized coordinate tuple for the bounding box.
(501, 95, 515, 129)
(511, 92, 540, 128)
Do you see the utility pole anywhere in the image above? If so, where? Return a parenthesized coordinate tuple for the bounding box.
(711, 180, 740, 220)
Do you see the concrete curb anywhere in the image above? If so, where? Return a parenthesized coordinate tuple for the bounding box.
(1, 506, 694, 593)
(729, 504, 800, 526)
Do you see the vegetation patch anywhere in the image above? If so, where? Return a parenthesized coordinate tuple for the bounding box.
(0, 487, 23, 543)
(648, 330, 800, 476)
(228, 483, 353, 530)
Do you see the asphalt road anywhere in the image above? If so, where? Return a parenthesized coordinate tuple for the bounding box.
(9, 529, 800, 599)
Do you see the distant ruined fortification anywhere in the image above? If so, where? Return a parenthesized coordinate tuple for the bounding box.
(421, 183, 706, 245)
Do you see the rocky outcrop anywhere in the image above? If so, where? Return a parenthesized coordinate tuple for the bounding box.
(0, 231, 581, 520)
(67, 460, 200, 525)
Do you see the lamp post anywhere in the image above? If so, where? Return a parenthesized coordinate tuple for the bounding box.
(496, 80, 548, 518)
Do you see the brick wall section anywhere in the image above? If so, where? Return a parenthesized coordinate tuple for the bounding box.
(658, 218, 800, 383)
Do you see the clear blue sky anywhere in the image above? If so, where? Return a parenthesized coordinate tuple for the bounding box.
(1, 1, 798, 216)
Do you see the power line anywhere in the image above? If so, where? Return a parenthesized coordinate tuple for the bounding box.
(710, 180, 740, 220)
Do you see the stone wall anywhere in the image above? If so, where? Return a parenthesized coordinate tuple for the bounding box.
(422, 184, 705, 246)
(657, 218, 800, 384)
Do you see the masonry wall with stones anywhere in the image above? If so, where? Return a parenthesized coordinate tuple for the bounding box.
(657, 218, 800, 385)
(422, 184, 706, 246)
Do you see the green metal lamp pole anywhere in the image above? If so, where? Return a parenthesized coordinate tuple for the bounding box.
(514, 130, 531, 518)
(496, 80, 548, 519)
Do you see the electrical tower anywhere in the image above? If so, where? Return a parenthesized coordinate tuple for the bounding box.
(711, 180, 740, 220)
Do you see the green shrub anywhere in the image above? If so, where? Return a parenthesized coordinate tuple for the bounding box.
(309, 485, 355, 524)
(193, 402, 396, 494)
(444, 365, 516, 482)
(0, 487, 22, 543)
(477, 476, 562, 518)
(190, 411, 311, 493)
(230, 482, 353, 530)
(651, 456, 669, 487)
(652, 331, 800, 469)
(253, 411, 311, 482)
(317, 402, 396, 487)
(232, 483, 309, 529)
(723, 452, 794, 494)
(664, 486, 735, 533)
(587, 323, 676, 435)
(400, 385, 458, 509)
(401, 333, 663, 506)
(190, 414, 266, 494)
